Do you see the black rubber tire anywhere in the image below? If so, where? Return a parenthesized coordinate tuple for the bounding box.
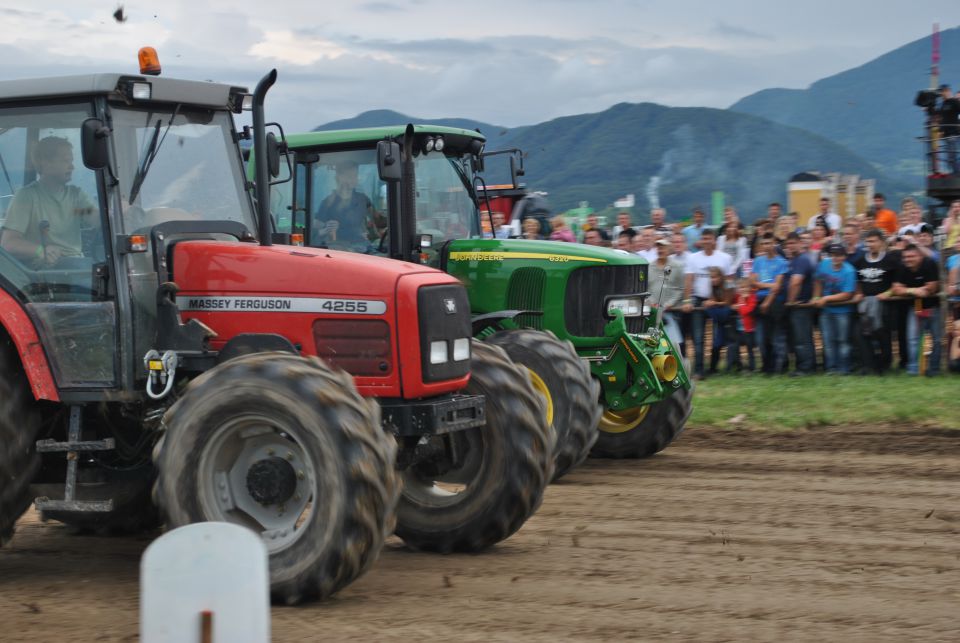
(486, 329, 600, 481)
(590, 385, 694, 459)
(0, 336, 42, 547)
(153, 352, 399, 604)
(395, 340, 553, 552)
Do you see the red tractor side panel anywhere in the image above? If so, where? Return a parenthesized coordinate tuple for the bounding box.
(0, 289, 59, 401)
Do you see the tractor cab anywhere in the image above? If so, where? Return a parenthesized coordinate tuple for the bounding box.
(270, 127, 483, 266)
(0, 72, 257, 395)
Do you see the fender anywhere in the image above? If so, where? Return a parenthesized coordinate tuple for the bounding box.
(471, 309, 543, 336)
(0, 289, 59, 401)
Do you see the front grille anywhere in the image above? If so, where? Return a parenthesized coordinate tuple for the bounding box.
(565, 264, 648, 337)
(506, 267, 546, 330)
(418, 284, 472, 383)
(314, 319, 391, 376)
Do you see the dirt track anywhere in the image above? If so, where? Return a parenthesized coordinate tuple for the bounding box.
(2, 424, 958, 642)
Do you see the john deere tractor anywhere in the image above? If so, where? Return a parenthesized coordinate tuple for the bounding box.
(263, 124, 693, 469)
(0, 62, 552, 604)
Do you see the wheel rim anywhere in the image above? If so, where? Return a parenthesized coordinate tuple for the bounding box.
(401, 427, 485, 508)
(197, 413, 316, 554)
(598, 405, 650, 434)
(525, 367, 554, 427)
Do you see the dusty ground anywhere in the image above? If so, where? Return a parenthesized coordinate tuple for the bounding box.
(1, 423, 958, 642)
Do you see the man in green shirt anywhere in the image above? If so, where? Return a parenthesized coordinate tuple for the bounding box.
(1, 136, 95, 268)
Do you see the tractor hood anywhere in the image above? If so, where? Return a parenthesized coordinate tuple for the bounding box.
(172, 241, 451, 297)
(446, 238, 644, 268)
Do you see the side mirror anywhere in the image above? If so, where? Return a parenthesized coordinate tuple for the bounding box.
(81, 118, 110, 170)
(377, 140, 401, 182)
(265, 132, 281, 178)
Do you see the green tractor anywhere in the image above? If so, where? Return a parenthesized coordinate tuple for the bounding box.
(260, 125, 692, 469)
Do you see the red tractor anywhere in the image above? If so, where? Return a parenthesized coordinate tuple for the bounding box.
(0, 60, 551, 603)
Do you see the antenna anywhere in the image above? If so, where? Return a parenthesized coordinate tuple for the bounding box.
(931, 23, 940, 91)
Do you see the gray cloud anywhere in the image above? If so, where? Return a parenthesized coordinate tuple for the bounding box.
(710, 20, 774, 41)
(359, 2, 405, 12)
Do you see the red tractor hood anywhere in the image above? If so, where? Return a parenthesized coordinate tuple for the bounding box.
(172, 241, 448, 296)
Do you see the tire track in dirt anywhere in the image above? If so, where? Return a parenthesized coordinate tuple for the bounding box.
(0, 423, 957, 642)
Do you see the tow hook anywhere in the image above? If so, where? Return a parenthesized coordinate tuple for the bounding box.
(144, 349, 179, 400)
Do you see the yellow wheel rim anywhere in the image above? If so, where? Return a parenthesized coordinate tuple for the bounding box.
(599, 405, 650, 434)
(525, 368, 554, 427)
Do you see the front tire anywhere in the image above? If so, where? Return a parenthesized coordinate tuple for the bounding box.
(395, 340, 553, 552)
(486, 329, 600, 481)
(591, 385, 694, 459)
(0, 337, 42, 546)
(154, 352, 399, 604)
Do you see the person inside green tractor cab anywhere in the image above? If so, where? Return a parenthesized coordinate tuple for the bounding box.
(1, 136, 95, 268)
(311, 160, 383, 247)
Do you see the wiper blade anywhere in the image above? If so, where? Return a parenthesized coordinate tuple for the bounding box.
(128, 118, 160, 205)
(128, 104, 181, 205)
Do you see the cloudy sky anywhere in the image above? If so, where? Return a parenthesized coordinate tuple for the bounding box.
(0, 1, 955, 131)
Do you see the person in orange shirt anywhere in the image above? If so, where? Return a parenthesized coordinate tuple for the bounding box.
(871, 193, 899, 237)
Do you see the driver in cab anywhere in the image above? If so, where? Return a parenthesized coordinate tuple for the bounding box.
(311, 160, 378, 246)
(1, 136, 95, 268)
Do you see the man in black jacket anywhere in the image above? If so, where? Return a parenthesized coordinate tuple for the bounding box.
(938, 84, 960, 173)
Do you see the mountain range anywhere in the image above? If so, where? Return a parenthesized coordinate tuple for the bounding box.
(312, 28, 958, 220)
(731, 26, 960, 179)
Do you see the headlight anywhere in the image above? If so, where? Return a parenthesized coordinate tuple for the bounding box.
(606, 296, 645, 317)
(433, 136, 445, 152)
(452, 338, 470, 361)
(430, 340, 448, 364)
(131, 82, 152, 100)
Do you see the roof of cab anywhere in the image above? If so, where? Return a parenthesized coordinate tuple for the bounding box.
(0, 73, 247, 110)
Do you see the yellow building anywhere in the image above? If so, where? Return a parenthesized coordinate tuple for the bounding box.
(787, 172, 876, 226)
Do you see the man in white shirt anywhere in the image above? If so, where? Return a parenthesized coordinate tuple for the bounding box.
(813, 197, 841, 236)
(682, 228, 734, 378)
(632, 226, 658, 262)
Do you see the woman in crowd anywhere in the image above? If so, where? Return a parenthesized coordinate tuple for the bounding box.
(718, 221, 750, 278)
(703, 266, 736, 374)
(548, 215, 576, 242)
(522, 217, 543, 240)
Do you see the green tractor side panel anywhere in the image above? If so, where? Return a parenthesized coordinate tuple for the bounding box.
(445, 238, 690, 409)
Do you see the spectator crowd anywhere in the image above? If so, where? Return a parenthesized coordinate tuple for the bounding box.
(493, 195, 960, 378)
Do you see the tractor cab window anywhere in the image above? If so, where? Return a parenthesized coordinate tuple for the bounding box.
(295, 150, 387, 253)
(0, 102, 117, 387)
(281, 148, 479, 259)
(412, 151, 480, 246)
(110, 107, 255, 234)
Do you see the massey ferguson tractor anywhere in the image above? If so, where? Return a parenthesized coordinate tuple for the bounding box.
(261, 124, 693, 476)
(0, 59, 552, 604)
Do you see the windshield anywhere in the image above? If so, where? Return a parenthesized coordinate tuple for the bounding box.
(274, 148, 480, 256)
(111, 106, 255, 233)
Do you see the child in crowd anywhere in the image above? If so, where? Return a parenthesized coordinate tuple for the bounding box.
(732, 278, 757, 372)
(704, 267, 735, 374)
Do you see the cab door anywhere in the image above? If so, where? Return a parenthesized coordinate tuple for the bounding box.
(0, 101, 117, 389)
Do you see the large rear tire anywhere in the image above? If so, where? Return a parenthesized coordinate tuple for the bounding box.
(591, 385, 694, 459)
(395, 340, 552, 552)
(154, 352, 399, 604)
(0, 337, 42, 546)
(486, 329, 600, 481)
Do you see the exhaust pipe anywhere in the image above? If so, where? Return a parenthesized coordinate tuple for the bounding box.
(252, 69, 277, 246)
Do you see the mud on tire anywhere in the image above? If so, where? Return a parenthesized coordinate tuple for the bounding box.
(153, 352, 399, 604)
(395, 340, 553, 552)
(591, 385, 694, 459)
(486, 329, 600, 481)
(0, 337, 42, 547)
